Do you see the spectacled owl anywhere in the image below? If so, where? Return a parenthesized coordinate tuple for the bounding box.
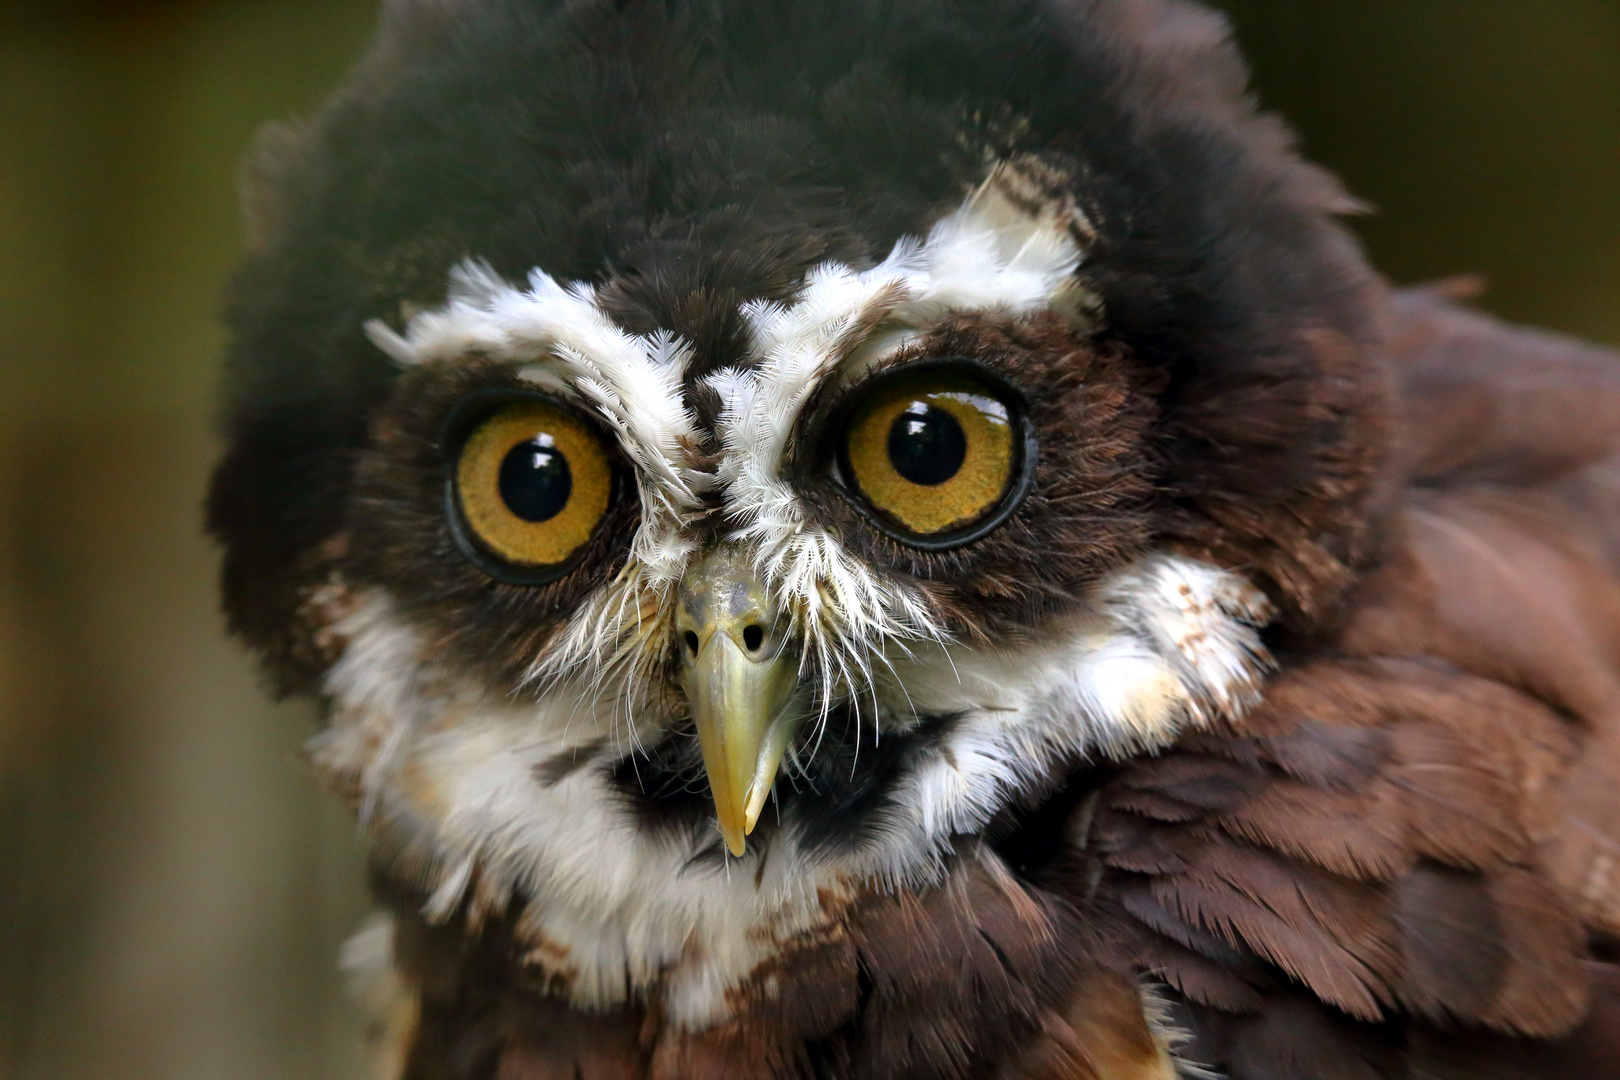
(207, 0, 1620, 1076)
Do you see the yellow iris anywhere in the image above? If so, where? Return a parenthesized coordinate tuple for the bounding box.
(455, 400, 612, 567)
(842, 373, 1016, 537)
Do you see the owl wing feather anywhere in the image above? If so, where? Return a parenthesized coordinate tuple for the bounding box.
(1080, 286, 1620, 1077)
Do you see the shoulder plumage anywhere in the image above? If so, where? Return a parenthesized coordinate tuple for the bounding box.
(1071, 287, 1620, 1077)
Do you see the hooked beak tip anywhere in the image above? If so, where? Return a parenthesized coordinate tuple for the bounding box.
(715, 758, 779, 858)
(682, 630, 800, 860)
(677, 544, 802, 860)
(743, 778, 771, 836)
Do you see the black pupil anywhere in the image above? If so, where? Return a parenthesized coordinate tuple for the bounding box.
(887, 401, 966, 486)
(498, 434, 573, 522)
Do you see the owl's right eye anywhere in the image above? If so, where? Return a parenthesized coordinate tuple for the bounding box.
(447, 396, 614, 582)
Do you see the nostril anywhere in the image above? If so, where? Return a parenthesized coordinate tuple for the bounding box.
(684, 631, 700, 656)
(743, 624, 764, 652)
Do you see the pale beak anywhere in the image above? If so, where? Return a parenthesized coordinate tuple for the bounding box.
(676, 545, 800, 857)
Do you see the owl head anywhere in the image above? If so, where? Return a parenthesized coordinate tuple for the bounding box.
(210, 0, 1388, 1015)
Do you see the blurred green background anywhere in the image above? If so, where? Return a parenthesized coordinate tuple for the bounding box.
(0, 2, 1615, 1077)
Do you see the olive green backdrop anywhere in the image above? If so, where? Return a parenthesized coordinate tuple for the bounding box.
(0, 2, 1615, 1077)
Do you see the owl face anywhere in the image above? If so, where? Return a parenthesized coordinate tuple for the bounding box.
(213, 0, 1385, 1024)
(293, 164, 1273, 1019)
(344, 166, 1199, 847)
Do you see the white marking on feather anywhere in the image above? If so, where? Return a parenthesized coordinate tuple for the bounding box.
(1140, 980, 1224, 1080)
(341, 912, 417, 1080)
(1098, 554, 1276, 725)
(858, 553, 1273, 885)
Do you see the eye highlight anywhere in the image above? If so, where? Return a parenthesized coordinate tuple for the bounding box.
(837, 363, 1032, 545)
(451, 398, 613, 576)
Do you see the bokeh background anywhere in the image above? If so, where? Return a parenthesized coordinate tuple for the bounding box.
(0, 1, 1616, 1077)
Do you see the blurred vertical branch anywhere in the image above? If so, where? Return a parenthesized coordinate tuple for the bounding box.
(0, 3, 376, 1078)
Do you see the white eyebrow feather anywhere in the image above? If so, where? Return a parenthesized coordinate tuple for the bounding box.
(364, 260, 707, 589)
(701, 171, 1091, 698)
(364, 262, 710, 712)
(891, 169, 1090, 324)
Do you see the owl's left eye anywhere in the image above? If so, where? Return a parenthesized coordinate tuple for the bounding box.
(834, 360, 1035, 548)
(446, 395, 615, 583)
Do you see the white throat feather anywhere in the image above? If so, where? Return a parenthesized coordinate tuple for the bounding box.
(311, 551, 1272, 1028)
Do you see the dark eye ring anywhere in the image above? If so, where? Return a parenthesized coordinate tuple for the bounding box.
(441, 388, 625, 586)
(829, 358, 1038, 550)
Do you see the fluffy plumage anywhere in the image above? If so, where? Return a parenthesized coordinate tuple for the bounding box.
(208, 0, 1620, 1077)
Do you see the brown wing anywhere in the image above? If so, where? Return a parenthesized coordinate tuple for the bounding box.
(1086, 286, 1620, 1078)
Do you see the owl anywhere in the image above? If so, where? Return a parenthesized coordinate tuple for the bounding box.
(208, 0, 1620, 1077)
